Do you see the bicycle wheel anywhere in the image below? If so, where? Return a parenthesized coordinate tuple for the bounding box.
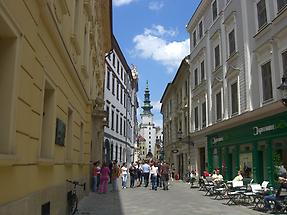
(70, 194, 78, 215)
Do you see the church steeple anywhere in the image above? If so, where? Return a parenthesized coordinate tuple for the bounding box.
(141, 80, 153, 115)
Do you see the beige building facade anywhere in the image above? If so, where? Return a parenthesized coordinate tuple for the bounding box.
(0, 0, 112, 214)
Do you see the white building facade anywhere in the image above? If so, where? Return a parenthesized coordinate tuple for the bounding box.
(185, 0, 287, 182)
(104, 35, 138, 164)
(162, 0, 287, 182)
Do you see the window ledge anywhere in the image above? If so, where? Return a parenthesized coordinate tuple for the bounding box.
(262, 98, 274, 106)
(38, 158, 54, 166)
(273, 5, 287, 24)
(65, 159, 73, 165)
(226, 51, 239, 63)
(0, 154, 16, 166)
(253, 23, 271, 39)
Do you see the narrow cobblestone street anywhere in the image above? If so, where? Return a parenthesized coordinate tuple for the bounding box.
(78, 181, 265, 215)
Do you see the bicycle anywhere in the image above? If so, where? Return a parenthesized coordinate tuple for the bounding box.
(66, 179, 86, 215)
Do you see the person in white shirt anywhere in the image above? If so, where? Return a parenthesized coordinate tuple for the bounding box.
(233, 171, 243, 182)
(150, 162, 158, 191)
(121, 163, 128, 189)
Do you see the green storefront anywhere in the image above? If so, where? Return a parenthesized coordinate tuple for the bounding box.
(207, 111, 287, 185)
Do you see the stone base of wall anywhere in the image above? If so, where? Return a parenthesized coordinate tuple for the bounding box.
(0, 181, 88, 215)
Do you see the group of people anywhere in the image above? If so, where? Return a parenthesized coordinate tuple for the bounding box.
(92, 159, 171, 194)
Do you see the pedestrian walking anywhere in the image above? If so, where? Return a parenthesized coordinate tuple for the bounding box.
(150, 162, 158, 191)
(160, 161, 170, 190)
(111, 160, 120, 192)
(121, 162, 128, 189)
(142, 160, 151, 187)
(99, 162, 110, 194)
(92, 161, 101, 192)
(136, 162, 143, 187)
(129, 163, 136, 188)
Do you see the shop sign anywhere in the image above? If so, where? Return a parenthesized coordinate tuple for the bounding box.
(212, 137, 224, 144)
(253, 124, 275, 136)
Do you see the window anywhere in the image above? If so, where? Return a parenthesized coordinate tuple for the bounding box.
(194, 107, 199, 130)
(212, 0, 218, 21)
(120, 117, 122, 135)
(115, 145, 118, 160)
(231, 82, 238, 114)
(0, 19, 18, 154)
(193, 30, 197, 47)
(116, 80, 119, 100)
(123, 119, 126, 137)
(201, 61, 205, 81)
(277, 0, 287, 12)
(120, 86, 123, 104)
(194, 68, 198, 87)
(199, 21, 203, 39)
(117, 61, 119, 74)
(106, 106, 110, 127)
(123, 92, 126, 107)
(40, 80, 56, 159)
(66, 108, 73, 161)
(111, 144, 113, 160)
(120, 146, 122, 161)
(257, 0, 267, 29)
(106, 70, 110, 90)
(112, 75, 115, 95)
(116, 114, 119, 133)
(282, 50, 287, 77)
(79, 122, 84, 163)
(73, 0, 80, 35)
(214, 45, 220, 69)
(216, 91, 222, 121)
(261, 61, 273, 101)
(202, 102, 206, 128)
(111, 110, 114, 130)
(112, 53, 115, 67)
(228, 29, 236, 56)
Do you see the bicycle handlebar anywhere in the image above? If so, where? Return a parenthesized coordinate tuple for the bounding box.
(66, 179, 86, 190)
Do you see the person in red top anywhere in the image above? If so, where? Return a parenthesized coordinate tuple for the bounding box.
(203, 169, 210, 178)
(93, 161, 101, 192)
(99, 162, 110, 194)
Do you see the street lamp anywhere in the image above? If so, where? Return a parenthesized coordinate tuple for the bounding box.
(277, 75, 287, 106)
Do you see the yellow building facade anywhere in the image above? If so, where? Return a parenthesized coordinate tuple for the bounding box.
(0, 0, 112, 214)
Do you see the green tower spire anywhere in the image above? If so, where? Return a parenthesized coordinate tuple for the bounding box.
(142, 80, 153, 115)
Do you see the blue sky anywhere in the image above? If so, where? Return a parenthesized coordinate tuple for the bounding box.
(113, 0, 201, 126)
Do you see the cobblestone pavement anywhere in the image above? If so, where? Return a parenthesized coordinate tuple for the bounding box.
(78, 181, 266, 215)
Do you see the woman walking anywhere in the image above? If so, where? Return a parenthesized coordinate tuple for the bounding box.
(99, 162, 110, 194)
(92, 161, 101, 192)
(121, 163, 128, 189)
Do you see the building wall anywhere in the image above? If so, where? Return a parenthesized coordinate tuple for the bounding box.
(0, 0, 111, 214)
(104, 37, 138, 164)
(185, 0, 287, 175)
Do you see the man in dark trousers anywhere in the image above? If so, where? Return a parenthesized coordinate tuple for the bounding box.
(160, 161, 170, 190)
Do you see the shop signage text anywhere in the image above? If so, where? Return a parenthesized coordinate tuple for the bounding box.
(253, 124, 275, 136)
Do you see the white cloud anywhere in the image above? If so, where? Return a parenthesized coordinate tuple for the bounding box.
(113, 0, 136, 7)
(152, 100, 162, 111)
(148, 1, 164, 11)
(133, 25, 189, 72)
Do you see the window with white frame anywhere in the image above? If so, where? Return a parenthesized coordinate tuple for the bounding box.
(194, 106, 199, 130)
(201, 102, 206, 128)
(228, 29, 236, 56)
(112, 75, 115, 95)
(282, 50, 287, 77)
(194, 68, 198, 87)
(257, 0, 267, 29)
(212, 0, 218, 21)
(201, 60, 205, 81)
(261, 61, 273, 101)
(193, 30, 197, 47)
(216, 91, 222, 121)
(231, 82, 238, 115)
(116, 113, 119, 133)
(277, 0, 287, 12)
(106, 70, 110, 90)
(111, 110, 114, 130)
(214, 45, 220, 69)
(199, 21, 203, 39)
